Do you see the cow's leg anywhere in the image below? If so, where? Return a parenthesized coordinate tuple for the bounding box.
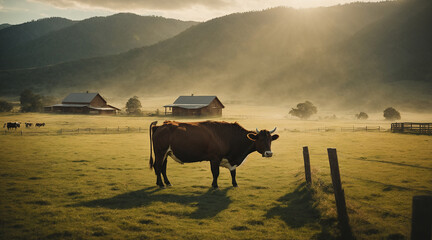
(161, 158, 171, 186)
(153, 151, 165, 188)
(230, 169, 238, 187)
(210, 160, 220, 189)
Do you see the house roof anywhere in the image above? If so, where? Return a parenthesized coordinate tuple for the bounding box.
(164, 96, 224, 109)
(62, 93, 103, 104)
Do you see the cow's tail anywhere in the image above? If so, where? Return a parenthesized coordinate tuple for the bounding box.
(149, 121, 158, 169)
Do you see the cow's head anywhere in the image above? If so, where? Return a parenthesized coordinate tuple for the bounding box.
(247, 128, 279, 157)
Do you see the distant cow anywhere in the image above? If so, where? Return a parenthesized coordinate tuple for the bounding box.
(149, 120, 279, 188)
(25, 122, 32, 128)
(4, 122, 20, 130)
(35, 123, 45, 127)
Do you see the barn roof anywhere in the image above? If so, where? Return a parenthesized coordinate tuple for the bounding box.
(164, 96, 224, 109)
(51, 103, 119, 111)
(62, 92, 103, 104)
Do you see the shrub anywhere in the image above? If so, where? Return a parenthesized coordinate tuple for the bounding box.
(355, 112, 368, 120)
(126, 96, 142, 115)
(289, 101, 317, 119)
(0, 100, 13, 112)
(383, 107, 401, 121)
(20, 89, 43, 112)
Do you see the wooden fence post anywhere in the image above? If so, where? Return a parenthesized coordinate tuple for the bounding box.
(411, 195, 432, 240)
(327, 148, 353, 239)
(303, 146, 312, 184)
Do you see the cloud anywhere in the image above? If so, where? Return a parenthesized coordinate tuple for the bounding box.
(32, 0, 232, 10)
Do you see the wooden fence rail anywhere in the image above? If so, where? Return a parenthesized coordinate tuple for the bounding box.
(391, 122, 432, 135)
(341, 126, 382, 132)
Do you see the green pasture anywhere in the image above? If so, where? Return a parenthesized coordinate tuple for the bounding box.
(0, 113, 431, 239)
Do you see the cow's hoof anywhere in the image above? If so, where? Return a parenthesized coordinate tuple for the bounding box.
(166, 183, 172, 187)
(158, 185, 166, 189)
(233, 184, 238, 187)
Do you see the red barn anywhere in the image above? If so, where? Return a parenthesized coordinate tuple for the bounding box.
(163, 95, 224, 117)
(45, 92, 120, 115)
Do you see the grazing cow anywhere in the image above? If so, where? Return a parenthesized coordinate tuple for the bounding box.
(35, 123, 45, 127)
(25, 122, 32, 128)
(5, 122, 20, 130)
(149, 120, 279, 188)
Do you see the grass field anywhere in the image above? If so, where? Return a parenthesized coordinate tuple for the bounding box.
(1, 106, 431, 239)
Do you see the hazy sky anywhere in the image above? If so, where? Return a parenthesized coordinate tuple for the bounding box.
(1, 0, 384, 24)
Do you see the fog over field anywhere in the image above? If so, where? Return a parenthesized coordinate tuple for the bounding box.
(0, 0, 431, 113)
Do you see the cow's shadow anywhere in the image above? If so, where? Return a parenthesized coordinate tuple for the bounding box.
(71, 186, 232, 219)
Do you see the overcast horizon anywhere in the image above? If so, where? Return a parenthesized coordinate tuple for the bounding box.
(1, 0, 386, 25)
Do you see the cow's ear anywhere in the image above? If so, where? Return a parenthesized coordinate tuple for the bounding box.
(271, 134, 279, 141)
(247, 133, 257, 141)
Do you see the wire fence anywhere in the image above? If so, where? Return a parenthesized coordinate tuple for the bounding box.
(2, 127, 149, 136)
(287, 126, 387, 133)
(3, 125, 389, 136)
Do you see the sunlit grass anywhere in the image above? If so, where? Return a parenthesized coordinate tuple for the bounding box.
(0, 110, 431, 239)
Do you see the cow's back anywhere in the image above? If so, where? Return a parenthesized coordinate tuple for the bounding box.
(152, 121, 226, 162)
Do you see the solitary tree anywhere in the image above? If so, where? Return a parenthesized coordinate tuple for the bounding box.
(126, 96, 142, 115)
(355, 112, 369, 120)
(383, 107, 401, 121)
(289, 101, 317, 119)
(20, 89, 43, 112)
(0, 100, 13, 112)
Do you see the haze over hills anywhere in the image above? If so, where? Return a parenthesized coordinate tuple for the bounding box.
(0, 17, 75, 54)
(0, 14, 197, 69)
(0, 0, 431, 112)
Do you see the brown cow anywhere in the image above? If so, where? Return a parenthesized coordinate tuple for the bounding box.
(149, 120, 279, 188)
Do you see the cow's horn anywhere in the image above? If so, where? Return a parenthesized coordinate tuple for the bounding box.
(256, 128, 260, 133)
(269, 127, 277, 134)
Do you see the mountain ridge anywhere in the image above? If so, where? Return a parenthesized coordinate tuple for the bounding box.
(0, 13, 197, 69)
(0, 1, 430, 112)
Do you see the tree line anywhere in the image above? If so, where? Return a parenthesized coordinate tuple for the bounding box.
(0, 89, 56, 113)
(0, 92, 403, 121)
(288, 101, 401, 121)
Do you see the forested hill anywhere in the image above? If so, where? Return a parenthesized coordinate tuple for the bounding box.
(0, 14, 197, 69)
(1, 0, 431, 111)
(0, 17, 75, 52)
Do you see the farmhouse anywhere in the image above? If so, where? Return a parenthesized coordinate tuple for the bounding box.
(45, 92, 120, 115)
(163, 95, 224, 116)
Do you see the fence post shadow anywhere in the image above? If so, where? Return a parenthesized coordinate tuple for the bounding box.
(265, 182, 338, 239)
